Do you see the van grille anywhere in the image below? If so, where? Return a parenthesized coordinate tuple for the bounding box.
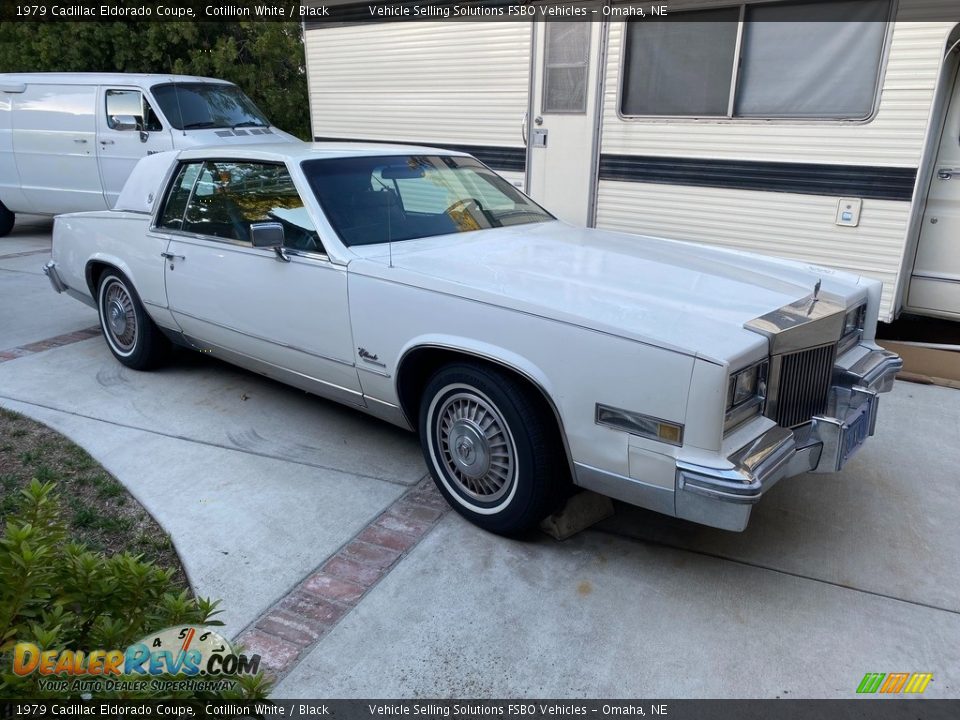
(772, 344, 836, 428)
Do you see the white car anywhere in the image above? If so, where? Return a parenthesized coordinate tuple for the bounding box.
(45, 144, 901, 535)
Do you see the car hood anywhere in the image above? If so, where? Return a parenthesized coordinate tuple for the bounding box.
(358, 221, 865, 363)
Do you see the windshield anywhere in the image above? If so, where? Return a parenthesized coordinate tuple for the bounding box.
(150, 82, 270, 130)
(301, 155, 554, 247)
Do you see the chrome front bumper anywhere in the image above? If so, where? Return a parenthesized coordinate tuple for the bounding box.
(675, 347, 902, 531)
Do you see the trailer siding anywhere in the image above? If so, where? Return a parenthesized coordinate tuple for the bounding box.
(595, 19, 956, 321)
(305, 21, 530, 182)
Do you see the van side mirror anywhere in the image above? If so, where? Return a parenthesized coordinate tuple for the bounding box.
(112, 114, 139, 132)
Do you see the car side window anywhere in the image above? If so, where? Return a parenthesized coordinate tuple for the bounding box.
(158, 163, 202, 230)
(105, 89, 163, 132)
(181, 161, 323, 252)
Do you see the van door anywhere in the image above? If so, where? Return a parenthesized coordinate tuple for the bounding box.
(12, 83, 105, 214)
(526, 15, 605, 226)
(910, 63, 960, 319)
(97, 87, 173, 208)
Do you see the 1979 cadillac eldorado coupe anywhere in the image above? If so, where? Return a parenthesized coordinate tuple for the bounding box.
(45, 144, 902, 535)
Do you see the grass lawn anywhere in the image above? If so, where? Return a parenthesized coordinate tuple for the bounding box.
(0, 406, 187, 586)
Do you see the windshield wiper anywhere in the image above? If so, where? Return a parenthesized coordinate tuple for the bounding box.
(181, 121, 217, 130)
(233, 121, 267, 129)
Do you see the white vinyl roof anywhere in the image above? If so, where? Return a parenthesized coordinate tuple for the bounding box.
(113, 151, 180, 214)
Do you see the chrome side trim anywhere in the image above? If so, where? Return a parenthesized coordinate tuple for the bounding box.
(362, 395, 412, 430)
(171, 308, 356, 368)
(574, 462, 675, 518)
(65, 288, 97, 310)
(181, 334, 365, 408)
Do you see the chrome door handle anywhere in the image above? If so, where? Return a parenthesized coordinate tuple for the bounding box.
(73, 138, 88, 144)
(937, 168, 954, 180)
(160, 252, 184, 261)
(521, 111, 528, 145)
(99, 139, 115, 145)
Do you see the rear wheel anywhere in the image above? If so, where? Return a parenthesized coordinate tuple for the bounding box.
(0, 201, 14, 238)
(97, 270, 169, 370)
(419, 362, 567, 535)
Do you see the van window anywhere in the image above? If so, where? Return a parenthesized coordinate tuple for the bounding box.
(105, 89, 162, 132)
(150, 83, 269, 131)
(620, 0, 891, 120)
(180, 161, 321, 251)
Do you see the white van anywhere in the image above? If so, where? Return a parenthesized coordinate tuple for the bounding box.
(0, 72, 300, 236)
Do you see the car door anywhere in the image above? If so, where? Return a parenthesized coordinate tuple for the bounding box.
(97, 87, 174, 208)
(157, 159, 363, 405)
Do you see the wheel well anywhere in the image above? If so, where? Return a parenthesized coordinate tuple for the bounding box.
(396, 347, 573, 474)
(85, 261, 115, 298)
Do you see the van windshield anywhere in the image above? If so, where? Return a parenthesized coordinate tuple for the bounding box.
(150, 83, 270, 130)
(301, 155, 554, 247)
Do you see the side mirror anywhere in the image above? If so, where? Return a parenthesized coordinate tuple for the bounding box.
(112, 114, 140, 131)
(250, 222, 285, 248)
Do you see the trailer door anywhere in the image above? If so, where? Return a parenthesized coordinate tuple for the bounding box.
(911, 63, 960, 319)
(527, 17, 605, 226)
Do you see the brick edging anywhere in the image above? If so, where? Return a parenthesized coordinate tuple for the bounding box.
(234, 476, 451, 682)
(0, 326, 100, 363)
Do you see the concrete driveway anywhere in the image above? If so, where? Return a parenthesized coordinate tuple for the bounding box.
(1, 219, 958, 698)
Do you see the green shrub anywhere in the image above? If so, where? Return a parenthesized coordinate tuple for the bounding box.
(0, 480, 270, 699)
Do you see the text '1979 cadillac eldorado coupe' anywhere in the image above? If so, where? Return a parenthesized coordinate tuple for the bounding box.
(44, 143, 902, 535)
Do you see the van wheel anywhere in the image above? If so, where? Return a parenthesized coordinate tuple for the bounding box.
(97, 270, 169, 370)
(419, 362, 566, 536)
(0, 202, 13, 238)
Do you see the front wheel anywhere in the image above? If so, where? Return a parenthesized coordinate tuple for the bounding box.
(419, 362, 567, 535)
(0, 201, 14, 238)
(97, 270, 169, 370)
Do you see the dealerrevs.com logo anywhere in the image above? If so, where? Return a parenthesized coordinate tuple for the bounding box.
(856, 672, 934, 694)
(12, 625, 260, 694)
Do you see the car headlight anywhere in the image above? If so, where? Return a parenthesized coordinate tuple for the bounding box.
(839, 303, 866, 354)
(725, 360, 768, 432)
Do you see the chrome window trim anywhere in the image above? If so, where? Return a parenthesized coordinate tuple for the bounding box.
(151, 159, 329, 255)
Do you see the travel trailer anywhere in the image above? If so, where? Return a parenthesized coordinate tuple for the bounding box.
(303, 0, 960, 323)
(0, 73, 299, 236)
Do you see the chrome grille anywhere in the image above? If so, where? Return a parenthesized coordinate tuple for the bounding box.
(772, 343, 836, 428)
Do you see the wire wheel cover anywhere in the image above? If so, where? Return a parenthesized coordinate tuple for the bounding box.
(435, 391, 516, 503)
(103, 281, 138, 352)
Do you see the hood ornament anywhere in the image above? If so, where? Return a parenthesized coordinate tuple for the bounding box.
(807, 279, 822, 315)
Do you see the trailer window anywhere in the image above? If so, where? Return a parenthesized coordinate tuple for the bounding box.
(543, 23, 591, 114)
(620, 0, 891, 120)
